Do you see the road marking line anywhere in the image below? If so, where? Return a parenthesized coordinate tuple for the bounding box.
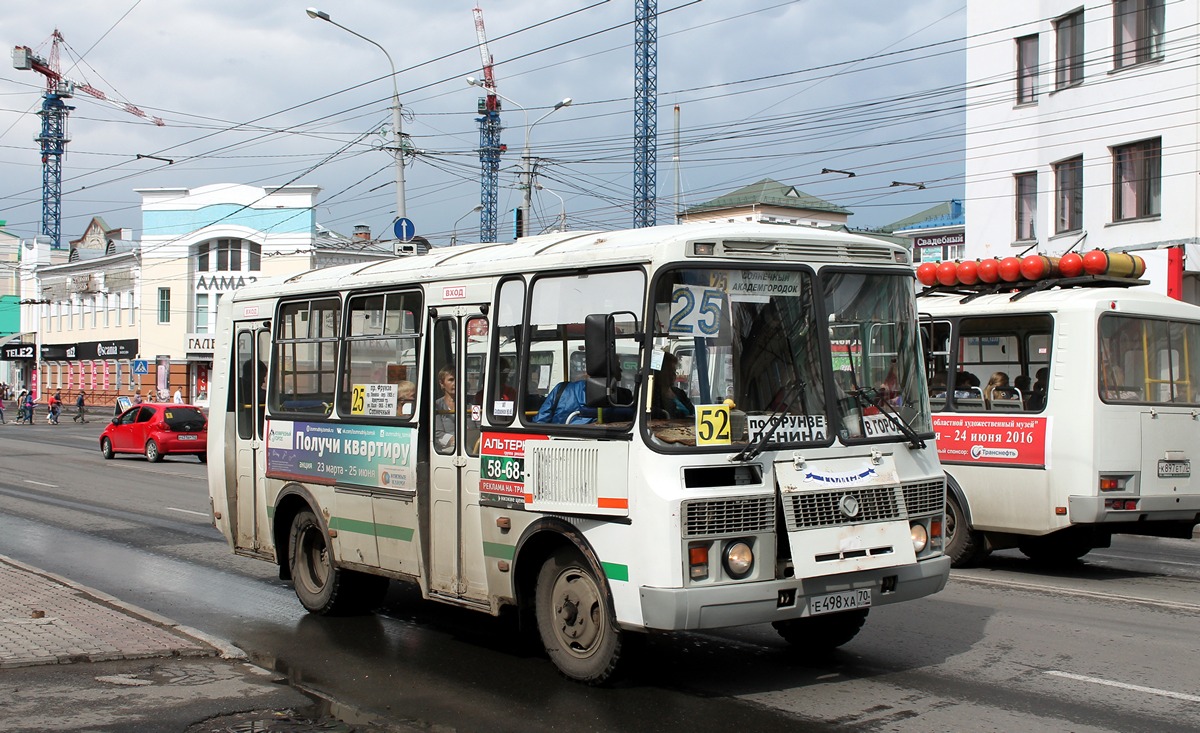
(1046, 671, 1200, 703)
(24, 480, 57, 488)
(1091, 552, 1200, 569)
(950, 573, 1200, 614)
(165, 507, 208, 517)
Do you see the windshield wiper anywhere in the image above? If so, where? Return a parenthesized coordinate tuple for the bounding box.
(731, 400, 789, 462)
(850, 387, 926, 450)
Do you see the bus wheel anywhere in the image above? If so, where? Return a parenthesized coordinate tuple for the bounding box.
(945, 493, 985, 567)
(288, 510, 388, 615)
(774, 609, 869, 653)
(535, 548, 623, 684)
(1018, 533, 1091, 565)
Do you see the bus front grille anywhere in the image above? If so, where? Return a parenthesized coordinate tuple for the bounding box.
(901, 479, 945, 517)
(682, 496, 775, 537)
(783, 486, 901, 529)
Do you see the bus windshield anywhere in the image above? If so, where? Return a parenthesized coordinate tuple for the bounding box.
(647, 266, 930, 449)
(823, 270, 932, 442)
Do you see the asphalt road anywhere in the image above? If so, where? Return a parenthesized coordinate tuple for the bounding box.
(1, 420, 1198, 732)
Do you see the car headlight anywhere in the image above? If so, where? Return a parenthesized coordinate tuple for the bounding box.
(910, 522, 928, 553)
(723, 540, 753, 579)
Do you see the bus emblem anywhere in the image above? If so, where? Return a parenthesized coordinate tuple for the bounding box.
(838, 494, 861, 519)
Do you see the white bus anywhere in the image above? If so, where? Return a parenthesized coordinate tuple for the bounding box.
(918, 272, 1200, 566)
(207, 222, 949, 683)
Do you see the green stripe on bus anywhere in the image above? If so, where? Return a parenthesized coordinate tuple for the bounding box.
(327, 516, 414, 542)
(375, 523, 414, 542)
(602, 562, 629, 582)
(483, 542, 515, 561)
(266, 506, 275, 519)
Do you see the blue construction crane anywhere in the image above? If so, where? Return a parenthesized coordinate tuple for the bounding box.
(633, 0, 657, 228)
(472, 7, 504, 243)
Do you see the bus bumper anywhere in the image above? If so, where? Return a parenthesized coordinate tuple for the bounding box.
(1068, 494, 1200, 524)
(637, 555, 950, 631)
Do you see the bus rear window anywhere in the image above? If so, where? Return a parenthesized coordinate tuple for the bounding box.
(1098, 315, 1200, 405)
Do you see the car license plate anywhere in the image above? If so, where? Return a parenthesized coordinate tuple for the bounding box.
(809, 588, 872, 616)
(1158, 459, 1190, 478)
(178, 434, 198, 441)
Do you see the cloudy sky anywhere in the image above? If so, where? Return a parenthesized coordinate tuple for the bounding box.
(0, 0, 968, 246)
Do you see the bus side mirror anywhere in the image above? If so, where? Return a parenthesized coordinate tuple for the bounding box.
(584, 312, 636, 408)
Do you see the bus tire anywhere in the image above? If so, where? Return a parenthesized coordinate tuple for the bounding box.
(774, 608, 869, 653)
(288, 510, 387, 616)
(535, 547, 623, 685)
(945, 492, 986, 567)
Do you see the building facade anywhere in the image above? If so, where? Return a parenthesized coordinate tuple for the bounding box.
(6, 183, 389, 407)
(965, 0, 1199, 301)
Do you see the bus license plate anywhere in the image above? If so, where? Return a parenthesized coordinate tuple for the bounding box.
(809, 588, 872, 616)
(1158, 459, 1190, 478)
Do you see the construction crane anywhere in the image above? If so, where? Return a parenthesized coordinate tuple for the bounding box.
(472, 6, 504, 243)
(12, 30, 164, 249)
(633, 0, 657, 228)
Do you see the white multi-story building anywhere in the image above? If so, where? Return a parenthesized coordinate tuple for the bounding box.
(965, 0, 1199, 302)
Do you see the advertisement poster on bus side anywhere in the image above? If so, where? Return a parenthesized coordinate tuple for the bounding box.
(479, 432, 548, 509)
(266, 420, 417, 491)
(932, 414, 1050, 467)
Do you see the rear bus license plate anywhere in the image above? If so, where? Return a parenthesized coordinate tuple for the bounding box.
(178, 434, 199, 441)
(1158, 459, 1190, 478)
(809, 588, 872, 616)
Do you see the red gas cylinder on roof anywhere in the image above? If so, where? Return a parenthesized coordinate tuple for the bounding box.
(998, 256, 1023, 282)
(956, 259, 979, 285)
(1020, 255, 1060, 281)
(936, 260, 959, 286)
(977, 258, 1000, 283)
(1083, 249, 1146, 278)
(1059, 252, 1084, 278)
(916, 262, 938, 287)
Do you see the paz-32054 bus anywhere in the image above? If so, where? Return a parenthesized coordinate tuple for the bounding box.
(918, 254, 1200, 566)
(207, 222, 949, 683)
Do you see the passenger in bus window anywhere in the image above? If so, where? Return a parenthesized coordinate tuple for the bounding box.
(953, 371, 979, 398)
(1027, 367, 1049, 410)
(983, 372, 1009, 406)
(396, 380, 416, 417)
(434, 366, 456, 449)
(650, 352, 694, 419)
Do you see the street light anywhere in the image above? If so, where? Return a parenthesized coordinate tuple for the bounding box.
(535, 184, 566, 232)
(467, 77, 571, 238)
(307, 7, 406, 224)
(451, 204, 484, 246)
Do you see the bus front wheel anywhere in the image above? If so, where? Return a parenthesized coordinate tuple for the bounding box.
(288, 510, 388, 616)
(774, 609, 869, 653)
(945, 492, 986, 567)
(535, 548, 623, 684)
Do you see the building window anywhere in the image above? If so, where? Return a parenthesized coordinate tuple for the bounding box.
(158, 287, 171, 324)
(1055, 9, 1085, 90)
(1113, 138, 1161, 221)
(195, 294, 210, 334)
(1054, 156, 1084, 234)
(1016, 35, 1039, 104)
(1015, 172, 1038, 241)
(198, 241, 210, 272)
(1114, 0, 1164, 69)
(248, 241, 261, 271)
(199, 238, 260, 272)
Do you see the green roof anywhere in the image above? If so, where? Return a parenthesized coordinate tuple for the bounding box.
(686, 178, 851, 216)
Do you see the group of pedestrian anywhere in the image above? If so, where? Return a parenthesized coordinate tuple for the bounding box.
(3, 389, 88, 425)
(7, 389, 36, 424)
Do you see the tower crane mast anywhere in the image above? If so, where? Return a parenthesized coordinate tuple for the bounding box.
(12, 30, 164, 248)
(472, 6, 504, 243)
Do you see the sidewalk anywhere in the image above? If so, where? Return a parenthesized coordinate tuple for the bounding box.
(0, 554, 407, 732)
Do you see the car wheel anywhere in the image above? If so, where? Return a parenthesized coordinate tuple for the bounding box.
(100, 438, 114, 460)
(144, 440, 162, 463)
(196, 452, 207, 464)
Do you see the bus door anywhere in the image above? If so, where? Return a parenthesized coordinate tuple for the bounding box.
(234, 323, 270, 551)
(428, 309, 489, 602)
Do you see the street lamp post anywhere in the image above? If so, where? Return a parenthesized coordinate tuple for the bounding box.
(451, 204, 483, 246)
(535, 184, 566, 232)
(467, 77, 571, 238)
(307, 8, 406, 224)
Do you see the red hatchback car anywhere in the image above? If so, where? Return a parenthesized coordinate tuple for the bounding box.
(100, 403, 208, 463)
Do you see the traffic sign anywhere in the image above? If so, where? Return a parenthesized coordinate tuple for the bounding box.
(132, 359, 149, 375)
(393, 217, 415, 242)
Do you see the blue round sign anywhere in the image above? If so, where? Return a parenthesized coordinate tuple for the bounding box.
(393, 217, 415, 242)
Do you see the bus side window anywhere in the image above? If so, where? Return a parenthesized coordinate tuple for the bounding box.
(490, 278, 525, 426)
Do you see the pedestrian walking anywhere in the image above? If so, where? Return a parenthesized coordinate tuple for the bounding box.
(22, 390, 34, 424)
(14, 390, 26, 424)
(73, 391, 88, 423)
(0, 395, 6, 424)
(47, 390, 62, 424)
(172, 387, 183, 404)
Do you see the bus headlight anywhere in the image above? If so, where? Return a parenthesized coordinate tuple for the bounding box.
(723, 540, 753, 579)
(910, 522, 928, 553)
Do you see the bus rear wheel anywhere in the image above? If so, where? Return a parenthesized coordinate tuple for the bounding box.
(535, 548, 623, 684)
(945, 492, 986, 567)
(773, 609, 869, 654)
(288, 510, 388, 616)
